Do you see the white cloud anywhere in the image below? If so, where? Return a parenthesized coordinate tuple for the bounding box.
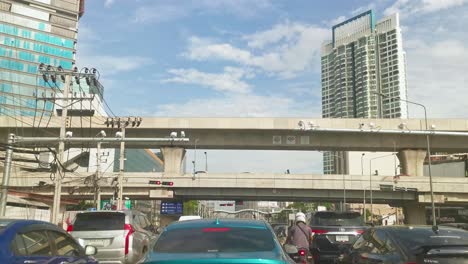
(323, 16, 347, 27)
(153, 93, 321, 117)
(384, 0, 468, 16)
(133, 4, 188, 23)
(405, 39, 468, 118)
(75, 54, 153, 76)
(162, 67, 252, 93)
(104, 0, 115, 8)
(243, 21, 307, 49)
(185, 22, 328, 78)
(186, 37, 252, 62)
(132, 0, 273, 24)
(197, 0, 274, 18)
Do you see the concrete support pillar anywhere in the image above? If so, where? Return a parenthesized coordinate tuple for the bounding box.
(403, 202, 427, 225)
(160, 147, 186, 175)
(397, 149, 427, 176)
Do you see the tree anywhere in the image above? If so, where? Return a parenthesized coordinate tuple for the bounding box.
(66, 200, 94, 211)
(183, 200, 198, 215)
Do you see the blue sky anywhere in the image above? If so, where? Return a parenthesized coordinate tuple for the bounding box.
(76, 0, 468, 173)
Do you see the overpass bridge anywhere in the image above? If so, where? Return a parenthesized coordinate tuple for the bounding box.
(2, 117, 468, 152)
(2, 116, 468, 177)
(7, 171, 468, 223)
(7, 171, 468, 203)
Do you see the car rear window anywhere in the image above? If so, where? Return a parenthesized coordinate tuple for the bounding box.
(391, 227, 468, 254)
(154, 227, 276, 253)
(311, 212, 363, 226)
(73, 212, 125, 231)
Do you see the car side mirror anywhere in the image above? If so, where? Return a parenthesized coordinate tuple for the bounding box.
(156, 227, 163, 234)
(283, 244, 298, 254)
(85, 245, 97, 256)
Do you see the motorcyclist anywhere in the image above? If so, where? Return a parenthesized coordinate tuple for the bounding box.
(286, 212, 313, 251)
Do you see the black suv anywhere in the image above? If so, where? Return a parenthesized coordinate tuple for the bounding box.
(309, 211, 367, 263)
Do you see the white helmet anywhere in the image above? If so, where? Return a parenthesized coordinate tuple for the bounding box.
(295, 212, 306, 223)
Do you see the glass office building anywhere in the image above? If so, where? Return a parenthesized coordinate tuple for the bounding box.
(0, 0, 104, 117)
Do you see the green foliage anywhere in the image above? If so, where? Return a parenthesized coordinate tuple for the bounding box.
(183, 200, 199, 215)
(66, 200, 94, 210)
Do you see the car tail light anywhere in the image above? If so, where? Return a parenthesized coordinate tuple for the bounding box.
(312, 229, 328, 235)
(66, 225, 73, 233)
(356, 230, 365, 234)
(124, 224, 135, 255)
(202, 227, 230, 232)
(298, 249, 306, 256)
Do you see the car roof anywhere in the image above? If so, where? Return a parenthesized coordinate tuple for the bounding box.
(374, 225, 468, 233)
(165, 219, 269, 231)
(314, 211, 361, 215)
(0, 219, 61, 233)
(76, 210, 137, 215)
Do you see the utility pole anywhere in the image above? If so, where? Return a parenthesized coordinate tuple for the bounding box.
(0, 134, 15, 216)
(51, 74, 71, 225)
(117, 128, 125, 210)
(95, 142, 102, 210)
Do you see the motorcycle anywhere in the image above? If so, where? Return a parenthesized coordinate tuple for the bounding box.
(283, 244, 314, 264)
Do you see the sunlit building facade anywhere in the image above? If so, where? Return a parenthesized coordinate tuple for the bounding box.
(0, 0, 105, 117)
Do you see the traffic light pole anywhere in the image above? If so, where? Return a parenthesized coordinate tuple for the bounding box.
(0, 134, 15, 216)
(51, 74, 71, 225)
(117, 128, 125, 210)
(95, 142, 102, 210)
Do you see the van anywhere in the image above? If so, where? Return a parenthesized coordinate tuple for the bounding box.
(68, 210, 158, 264)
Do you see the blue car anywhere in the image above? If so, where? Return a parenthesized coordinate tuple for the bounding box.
(0, 219, 98, 264)
(142, 219, 295, 263)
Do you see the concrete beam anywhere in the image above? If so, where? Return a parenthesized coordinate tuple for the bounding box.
(403, 202, 427, 225)
(2, 117, 468, 152)
(160, 147, 186, 175)
(398, 149, 427, 176)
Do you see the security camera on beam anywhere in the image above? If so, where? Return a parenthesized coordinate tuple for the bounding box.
(297, 120, 320, 130)
(105, 117, 143, 128)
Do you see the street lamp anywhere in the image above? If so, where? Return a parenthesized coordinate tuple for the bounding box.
(323, 151, 347, 211)
(192, 139, 199, 179)
(374, 92, 436, 228)
(362, 185, 371, 222)
(369, 153, 397, 223)
(204, 151, 208, 172)
(361, 153, 366, 176)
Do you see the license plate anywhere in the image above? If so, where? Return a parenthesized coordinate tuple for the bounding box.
(86, 239, 105, 247)
(336, 235, 349, 242)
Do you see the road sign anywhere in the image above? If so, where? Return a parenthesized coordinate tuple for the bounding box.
(160, 202, 183, 215)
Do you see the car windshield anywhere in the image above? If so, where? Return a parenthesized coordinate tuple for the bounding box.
(73, 212, 125, 231)
(312, 212, 363, 226)
(154, 227, 276, 253)
(392, 227, 468, 253)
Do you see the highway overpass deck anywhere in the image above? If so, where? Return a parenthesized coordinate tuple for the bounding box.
(6, 172, 468, 204)
(2, 117, 468, 151)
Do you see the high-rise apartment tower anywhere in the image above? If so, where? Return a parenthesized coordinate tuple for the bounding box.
(321, 10, 408, 174)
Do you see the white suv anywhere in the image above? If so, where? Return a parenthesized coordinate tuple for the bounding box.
(68, 210, 158, 264)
